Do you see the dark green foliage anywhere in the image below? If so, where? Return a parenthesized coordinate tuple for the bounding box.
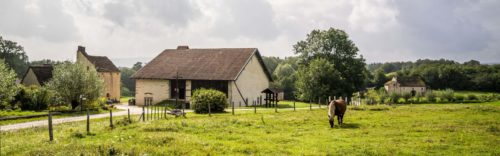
(368, 59, 500, 92)
(455, 95, 465, 102)
(389, 93, 400, 104)
(0, 36, 29, 78)
(467, 94, 478, 101)
(191, 88, 228, 114)
(13, 86, 53, 111)
(294, 28, 367, 100)
(402, 92, 412, 103)
(119, 62, 143, 96)
(440, 89, 455, 102)
(295, 58, 340, 101)
(426, 91, 437, 103)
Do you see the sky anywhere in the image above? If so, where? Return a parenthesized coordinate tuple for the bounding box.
(1, 0, 499, 67)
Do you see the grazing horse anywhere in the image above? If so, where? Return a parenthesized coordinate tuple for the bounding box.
(328, 99, 346, 128)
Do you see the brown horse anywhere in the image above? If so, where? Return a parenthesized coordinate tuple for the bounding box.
(328, 99, 346, 128)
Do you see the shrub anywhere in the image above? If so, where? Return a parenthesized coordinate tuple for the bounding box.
(402, 92, 412, 103)
(389, 93, 400, 104)
(466, 94, 478, 101)
(425, 91, 436, 103)
(454, 95, 465, 102)
(440, 89, 455, 102)
(13, 86, 53, 111)
(191, 88, 228, 114)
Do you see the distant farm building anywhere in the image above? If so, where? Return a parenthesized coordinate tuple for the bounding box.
(384, 76, 426, 96)
(76, 46, 121, 100)
(21, 65, 53, 86)
(132, 46, 272, 106)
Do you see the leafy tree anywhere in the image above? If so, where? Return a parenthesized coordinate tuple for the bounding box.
(373, 69, 389, 89)
(120, 67, 136, 95)
(132, 62, 143, 71)
(389, 93, 400, 104)
(0, 59, 19, 109)
(0, 36, 29, 78)
(272, 63, 296, 100)
(47, 63, 103, 110)
(378, 88, 388, 104)
(294, 28, 367, 98)
(262, 56, 283, 76)
(295, 58, 341, 101)
(402, 92, 412, 103)
(30, 59, 66, 66)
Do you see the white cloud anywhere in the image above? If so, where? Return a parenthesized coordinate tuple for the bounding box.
(0, 0, 499, 66)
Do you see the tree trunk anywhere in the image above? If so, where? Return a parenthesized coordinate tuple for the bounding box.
(71, 100, 79, 110)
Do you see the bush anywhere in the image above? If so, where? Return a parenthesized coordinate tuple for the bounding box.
(440, 89, 455, 102)
(191, 88, 228, 114)
(425, 91, 436, 103)
(389, 93, 400, 104)
(402, 92, 412, 103)
(13, 86, 53, 111)
(454, 95, 465, 102)
(466, 94, 478, 101)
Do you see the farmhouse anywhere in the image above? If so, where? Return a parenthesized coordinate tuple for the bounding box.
(20, 65, 53, 86)
(76, 46, 121, 101)
(384, 76, 426, 96)
(132, 46, 272, 106)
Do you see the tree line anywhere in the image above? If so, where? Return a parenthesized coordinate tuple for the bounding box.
(367, 59, 500, 92)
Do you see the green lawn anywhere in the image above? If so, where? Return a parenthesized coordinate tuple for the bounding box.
(1, 102, 499, 155)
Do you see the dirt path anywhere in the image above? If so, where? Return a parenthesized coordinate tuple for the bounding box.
(0, 104, 143, 131)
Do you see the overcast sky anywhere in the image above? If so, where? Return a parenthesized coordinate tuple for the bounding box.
(1, 0, 499, 67)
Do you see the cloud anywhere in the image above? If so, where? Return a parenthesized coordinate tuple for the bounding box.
(205, 0, 280, 40)
(0, 0, 79, 42)
(0, 0, 499, 65)
(102, 0, 200, 28)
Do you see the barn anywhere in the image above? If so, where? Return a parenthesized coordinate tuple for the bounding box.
(132, 46, 272, 106)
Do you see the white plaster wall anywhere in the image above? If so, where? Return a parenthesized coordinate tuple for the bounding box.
(135, 79, 170, 105)
(231, 54, 269, 107)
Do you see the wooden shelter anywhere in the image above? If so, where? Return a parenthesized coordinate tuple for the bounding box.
(261, 88, 282, 107)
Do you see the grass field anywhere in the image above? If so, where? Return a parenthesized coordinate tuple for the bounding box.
(1, 101, 499, 155)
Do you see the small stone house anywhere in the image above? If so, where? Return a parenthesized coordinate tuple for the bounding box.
(132, 46, 272, 106)
(76, 46, 121, 100)
(384, 76, 426, 96)
(21, 65, 53, 86)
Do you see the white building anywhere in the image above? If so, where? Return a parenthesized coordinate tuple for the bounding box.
(384, 76, 427, 96)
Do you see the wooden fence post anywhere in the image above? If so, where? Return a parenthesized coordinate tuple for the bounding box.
(319, 97, 321, 108)
(208, 102, 211, 117)
(48, 111, 53, 141)
(260, 95, 263, 106)
(86, 109, 90, 134)
(142, 106, 145, 122)
(110, 109, 113, 128)
(232, 101, 235, 115)
(293, 100, 296, 111)
(128, 109, 131, 122)
(275, 100, 278, 113)
(254, 100, 256, 114)
(309, 99, 312, 111)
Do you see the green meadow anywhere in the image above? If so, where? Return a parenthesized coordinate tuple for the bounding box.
(1, 101, 499, 155)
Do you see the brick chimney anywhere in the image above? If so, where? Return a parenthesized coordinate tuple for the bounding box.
(177, 45, 189, 50)
(78, 46, 85, 53)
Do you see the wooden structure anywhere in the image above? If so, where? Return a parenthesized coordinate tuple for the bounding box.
(261, 88, 282, 107)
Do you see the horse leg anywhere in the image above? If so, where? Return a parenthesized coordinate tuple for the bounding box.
(337, 115, 341, 126)
(340, 114, 344, 125)
(329, 116, 334, 128)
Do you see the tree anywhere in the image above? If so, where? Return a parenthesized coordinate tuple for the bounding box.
(0, 59, 19, 109)
(47, 63, 103, 110)
(295, 58, 341, 101)
(132, 62, 143, 71)
(0, 36, 29, 78)
(294, 28, 367, 98)
(30, 59, 66, 66)
(120, 67, 136, 95)
(373, 69, 389, 89)
(272, 63, 296, 100)
(262, 56, 283, 76)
